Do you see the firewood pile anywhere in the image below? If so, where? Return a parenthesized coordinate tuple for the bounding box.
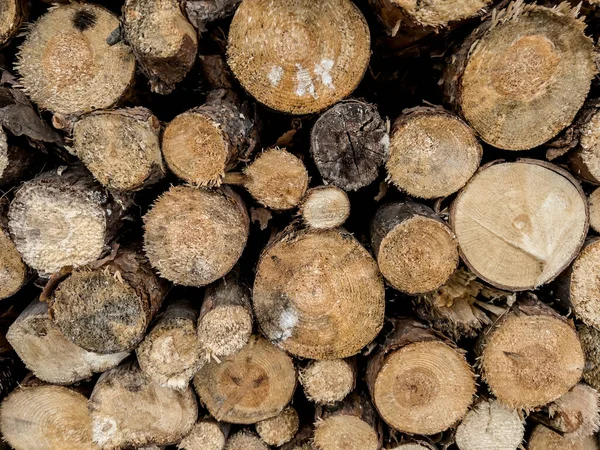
(1, 0, 600, 449)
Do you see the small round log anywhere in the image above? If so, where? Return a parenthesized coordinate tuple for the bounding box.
(299, 186, 350, 230)
(225, 431, 268, 450)
(178, 419, 230, 450)
(299, 358, 356, 404)
(255, 406, 299, 447)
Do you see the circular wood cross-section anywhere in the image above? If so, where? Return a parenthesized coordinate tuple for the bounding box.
(300, 186, 350, 230)
(528, 425, 599, 450)
(253, 228, 385, 359)
(313, 415, 379, 450)
(451, 161, 588, 291)
(227, 0, 370, 114)
(458, 6, 596, 150)
(0, 227, 26, 300)
(16, 3, 135, 115)
(193, 336, 296, 424)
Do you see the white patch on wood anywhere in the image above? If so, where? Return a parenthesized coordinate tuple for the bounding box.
(268, 65, 284, 87)
(379, 133, 391, 150)
(92, 417, 118, 447)
(314, 58, 335, 89)
(295, 64, 316, 98)
(279, 308, 298, 341)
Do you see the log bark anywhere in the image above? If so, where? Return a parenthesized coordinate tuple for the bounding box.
(49, 247, 168, 354)
(366, 319, 475, 435)
(480, 297, 584, 410)
(298, 358, 356, 404)
(122, 0, 198, 94)
(89, 361, 198, 449)
(255, 406, 299, 447)
(178, 419, 230, 450)
(280, 425, 313, 450)
(7, 299, 128, 385)
(8, 165, 132, 277)
(163, 90, 258, 187)
(143, 185, 249, 286)
(227, 0, 371, 114)
(528, 425, 599, 450)
(443, 4, 596, 150)
(299, 186, 350, 230)
(386, 107, 482, 199)
(225, 431, 268, 450)
(0, 384, 97, 450)
(71, 107, 166, 191)
(310, 99, 389, 191)
(224, 147, 308, 211)
(370, 200, 459, 294)
(197, 271, 253, 359)
(450, 160, 588, 291)
(0, 131, 37, 187)
(253, 227, 385, 359)
(193, 335, 296, 424)
(184, 0, 240, 32)
(15, 3, 135, 115)
(313, 391, 382, 450)
(136, 299, 202, 390)
(0, 0, 26, 47)
(454, 399, 524, 450)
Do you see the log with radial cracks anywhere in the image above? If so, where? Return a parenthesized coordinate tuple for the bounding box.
(49, 247, 168, 354)
(528, 425, 599, 450)
(136, 299, 201, 390)
(579, 325, 600, 391)
(193, 335, 296, 424)
(299, 186, 350, 230)
(313, 392, 382, 450)
(178, 419, 230, 450)
(480, 298, 584, 409)
(386, 107, 481, 199)
(0, 384, 97, 450)
(144, 185, 249, 286)
(454, 399, 524, 450)
(184, 0, 240, 32)
(255, 406, 299, 447)
(7, 299, 128, 385)
(227, 0, 371, 114)
(123, 0, 197, 94)
(71, 108, 165, 191)
(366, 319, 475, 435)
(444, 4, 596, 150)
(299, 358, 356, 404)
(16, 3, 135, 115)
(0, 199, 27, 300)
(162, 90, 258, 187)
(225, 431, 268, 450)
(8, 165, 131, 277)
(224, 148, 308, 211)
(253, 227, 385, 359)
(371, 200, 459, 294)
(450, 160, 588, 291)
(197, 272, 253, 359)
(310, 100, 389, 191)
(0, 0, 26, 47)
(89, 362, 197, 449)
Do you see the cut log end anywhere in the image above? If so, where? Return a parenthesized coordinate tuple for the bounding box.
(225, 431, 268, 450)
(227, 0, 370, 114)
(570, 110, 600, 184)
(123, 0, 197, 94)
(0, 385, 96, 450)
(528, 425, 599, 450)
(193, 336, 296, 424)
(144, 186, 249, 286)
(546, 383, 600, 439)
(299, 359, 355, 404)
(72, 108, 165, 191)
(451, 161, 588, 291)
(310, 100, 389, 191)
(0, 0, 26, 46)
(255, 406, 299, 447)
(198, 305, 252, 358)
(386, 108, 482, 199)
(253, 228, 385, 359)
(455, 400, 524, 450)
(580, 325, 600, 391)
(16, 3, 135, 115)
(371, 340, 475, 435)
(455, 6, 596, 150)
(589, 188, 600, 233)
(178, 420, 228, 450)
(565, 239, 600, 328)
(388, 444, 435, 450)
(313, 415, 379, 450)
(482, 304, 584, 409)
(243, 148, 308, 211)
(0, 227, 26, 300)
(300, 186, 350, 230)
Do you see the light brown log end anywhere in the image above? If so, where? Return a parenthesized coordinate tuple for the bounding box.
(299, 359, 356, 404)
(300, 186, 350, 230)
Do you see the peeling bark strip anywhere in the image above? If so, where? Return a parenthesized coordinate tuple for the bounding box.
(253, 227, 385, 359)
(16, 3, 135, 115)
(450, 160, 588, 291)
(8, 165, 132, 277)
(123, 0, 198, 94)
(366, 319, 475, 435)
(71, 108, 165, 192)
(311, 99, 389, 191)
(227, 0, 371, 114)
(444, 3, 596, 150)
(163, 90, 258, 187)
